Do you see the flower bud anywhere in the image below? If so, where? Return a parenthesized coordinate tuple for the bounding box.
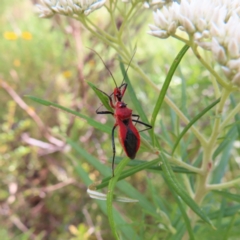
(228, 39, 239, 59)
(232, 72, 240, 86)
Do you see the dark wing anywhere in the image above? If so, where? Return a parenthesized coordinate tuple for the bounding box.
(124, 128, 138, 159)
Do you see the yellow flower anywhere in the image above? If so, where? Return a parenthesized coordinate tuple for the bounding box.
(88, 59, 95, 67)
(21, 32, 32, 40)
(62, 70, 72, 78)
(13, 59, 21, 67)
(3, 31, 18, 40)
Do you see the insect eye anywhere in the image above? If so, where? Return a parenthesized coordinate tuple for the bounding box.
(120, 103, 127, 108)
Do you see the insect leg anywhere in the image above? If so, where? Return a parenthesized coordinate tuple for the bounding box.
(132, 114, 140, 124)
(111, 125, 118, 177)
(96, 110, 113, 115)
(132, 119, 152, 132)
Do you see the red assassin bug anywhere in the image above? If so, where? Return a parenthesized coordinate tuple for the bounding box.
(91, 50, 152, 176)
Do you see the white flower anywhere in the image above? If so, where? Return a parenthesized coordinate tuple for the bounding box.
(37, 0, 106, 18)
(148, 0, 240, 83)
(144, 0, 173, 9)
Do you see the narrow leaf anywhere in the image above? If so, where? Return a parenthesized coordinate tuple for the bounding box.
(174, 195, 195, 240)
(160, 153, 213, 227)
(66, 153, 138, 240)
(230, 94, 240, 139)
(223, 214, 237, 240)
(208, 204, 240, 219)
(213, 190, 240, 203)
(96, 158, 161, 190)
(211, 139, 234, 183)
(151, 44, 189, 130)
(172, 98, 220, 154)
(25, 95, 112, 134)
(87, 81, 113, 112)
(107, 157, 130, 240)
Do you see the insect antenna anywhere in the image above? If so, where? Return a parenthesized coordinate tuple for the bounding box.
(120, 49, 136, 86)
(86, 47, 118, 88)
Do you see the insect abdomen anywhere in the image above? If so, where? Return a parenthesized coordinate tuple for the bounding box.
(124, 128, 139, 159)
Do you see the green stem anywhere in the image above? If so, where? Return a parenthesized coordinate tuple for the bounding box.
(164, 153, 202, 174)
(220, 101, 240, 131)
(131, 63, 207, 146)
(78, 16, 130, 61)
(118, 4, 135, 38)
(172, 34, 190, 44)
(207, 178, 240, 190)
(85, 17, 118, 43)
(182, 174, 195, 198)
(201, 89, 230, 170)
(190, 42, 231, 90)
(210, 73, 221, 98)
(186, 89, 231, 233)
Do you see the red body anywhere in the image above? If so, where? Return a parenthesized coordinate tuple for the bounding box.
(114, 101, 140, 159)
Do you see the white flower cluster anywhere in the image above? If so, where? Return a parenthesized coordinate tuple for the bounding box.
(36, 0, 106, 18)
(144, 0, 173, 10)
(148, 0, 240, 84)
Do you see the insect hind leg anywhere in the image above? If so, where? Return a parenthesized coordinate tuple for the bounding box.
(111, 125, 118, 177)
(132, 119, 152, 132)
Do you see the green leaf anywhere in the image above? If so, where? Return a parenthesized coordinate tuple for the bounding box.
(107, 157, 130, 240)
(208, 204, 240, 219)
(66, 153, 138, 240)
(160, 153, 213, 227)
(211, 138, 235, 183)
(213, 125, 237, 160)
(25, 95, 112, 134)
(113, 157, 195, 173)
(230, 94, 240, 139)
(150, 44, 189, 131)
(212, 190, 240, 203)
(174, 195, 195, 240)
(223, 214, 237, 240)
(172, 98, 220, 154)
(68, 140, 156, 214)
(87, 81, 113, 112)
(180, 70, 188, 117)
(96, 158, 161, 190)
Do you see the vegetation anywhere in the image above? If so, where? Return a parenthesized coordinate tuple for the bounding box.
(1, 1, 240, 239)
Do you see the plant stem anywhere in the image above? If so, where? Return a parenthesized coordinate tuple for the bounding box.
(185, 88, 231, 237)
(131, 62, 207, 146)
(164, 154, 202, 174)
(207, 177, 240, 190)
(220, 101, 240, 131)
(191, 44, 232, 90)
